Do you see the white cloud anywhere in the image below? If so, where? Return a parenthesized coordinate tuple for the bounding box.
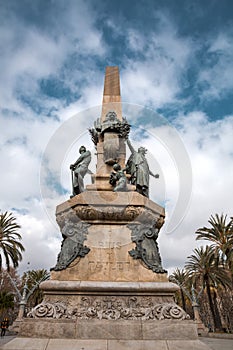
(121, 18, 193, 107)
(159, 111, 233, 271)
(198, 31, 233, 98)
(0, 0, 106, 113)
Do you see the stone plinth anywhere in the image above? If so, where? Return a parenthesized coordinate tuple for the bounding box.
(22, 281, 193, 340)
(52, 191, 166, 281)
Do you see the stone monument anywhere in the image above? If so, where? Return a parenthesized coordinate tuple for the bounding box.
(7, 67, 211, 350)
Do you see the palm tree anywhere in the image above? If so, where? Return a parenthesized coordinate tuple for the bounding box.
(196, 214, 233, 271)
(22, 269, 50, 309)
(185, 245, 232, 331)
(0, 211, 25, 271)
(169, 268, 190, 312)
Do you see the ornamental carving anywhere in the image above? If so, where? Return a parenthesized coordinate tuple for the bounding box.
(51, 221, 90, 271)
(56, 208, 80, 229)
(28, 297, 190, 321)
(56, 206, 162, 226)
(89, 112, 130, 165)
(74, 205, 144, 222)
(127, 217, 167, 274)
(89, 113, 130, 146)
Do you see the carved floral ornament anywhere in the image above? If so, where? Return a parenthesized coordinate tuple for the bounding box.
(28, 297, 190, 321)
(56, 206, 163, 225)
(89, 112, 131, 146)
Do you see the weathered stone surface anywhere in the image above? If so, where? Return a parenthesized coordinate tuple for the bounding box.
(50, 242, 168, 282)
(76, 320, 142, 340)
(19, 319, 76, 339)
(19, 319, 196, 341)
(142, 320, 197, 340)
(46, 339, 106, 350)
(108, 340, 168, 350)
(0, 337, 49, 350)
(166, 340, 212, 350)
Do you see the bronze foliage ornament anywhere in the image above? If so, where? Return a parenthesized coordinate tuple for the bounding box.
(51, 221, 90, 271)
(127, 218, 167, 273)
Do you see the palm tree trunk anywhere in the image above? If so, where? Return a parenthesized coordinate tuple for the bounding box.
(206, 279, 217, 331)
(213, 290, 222, 330)
(180, 290, 187, 312)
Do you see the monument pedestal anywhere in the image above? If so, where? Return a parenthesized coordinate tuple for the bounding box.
(10, 191, 211, 349)
(17, 280, 206, 350)
(21, 281, 191, 339)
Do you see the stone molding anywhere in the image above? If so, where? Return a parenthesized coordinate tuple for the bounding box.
(40, 280, 178, 293)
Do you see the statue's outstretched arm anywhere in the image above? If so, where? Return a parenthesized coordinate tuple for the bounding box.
(149, 169, 159, 178)
(126, 138, 135, 153)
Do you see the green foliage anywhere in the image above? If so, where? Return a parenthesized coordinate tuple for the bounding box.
(185, 244, 232, 330)
(169, 268, 192, 313)
(185, 245, 231, 290)
(0, 291, 14, 311)
(22, 269, 50, 308)
(170, 213, 233, 332)
(196, 214, 233, 272)
(0, 211, 25, 271)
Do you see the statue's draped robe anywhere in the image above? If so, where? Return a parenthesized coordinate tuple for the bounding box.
(127, 152, 149, 189)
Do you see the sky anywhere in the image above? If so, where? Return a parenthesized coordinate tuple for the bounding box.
(0, 0, 233, 275)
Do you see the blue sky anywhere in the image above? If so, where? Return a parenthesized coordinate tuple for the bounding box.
(0, 0, 233, 273)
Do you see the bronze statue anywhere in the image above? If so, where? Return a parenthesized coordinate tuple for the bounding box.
(70, 146, 91, 196)
(109, 163, 127, 192)
(102, 112, 121, 165)
(126, 139, 159, 197)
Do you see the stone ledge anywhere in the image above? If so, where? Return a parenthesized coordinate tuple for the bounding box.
(56, 191, 165, 216)
(40, 280, 178, 293)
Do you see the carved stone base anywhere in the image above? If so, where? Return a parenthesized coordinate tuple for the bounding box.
(18, 280, 200, 341)
(29, 281, 187, 321)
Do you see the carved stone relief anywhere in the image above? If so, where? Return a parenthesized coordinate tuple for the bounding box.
(75, 205, 144, 222)
(28, 296, 190, 321)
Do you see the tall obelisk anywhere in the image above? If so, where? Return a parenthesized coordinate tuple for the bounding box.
(101, 66, 122, 121)
(88, 66, 128, 190)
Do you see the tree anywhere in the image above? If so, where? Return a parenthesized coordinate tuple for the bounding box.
(0, 291, 14, 314)
(196, 214, 233, 271)
(0, 211, 25, 271)
(21, 269, 50, 309)
(185, 245, 232, 331)
(169, 268, 190, 312)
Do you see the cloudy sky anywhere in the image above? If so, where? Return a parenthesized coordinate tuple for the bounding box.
(0, 0, 232, 275)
